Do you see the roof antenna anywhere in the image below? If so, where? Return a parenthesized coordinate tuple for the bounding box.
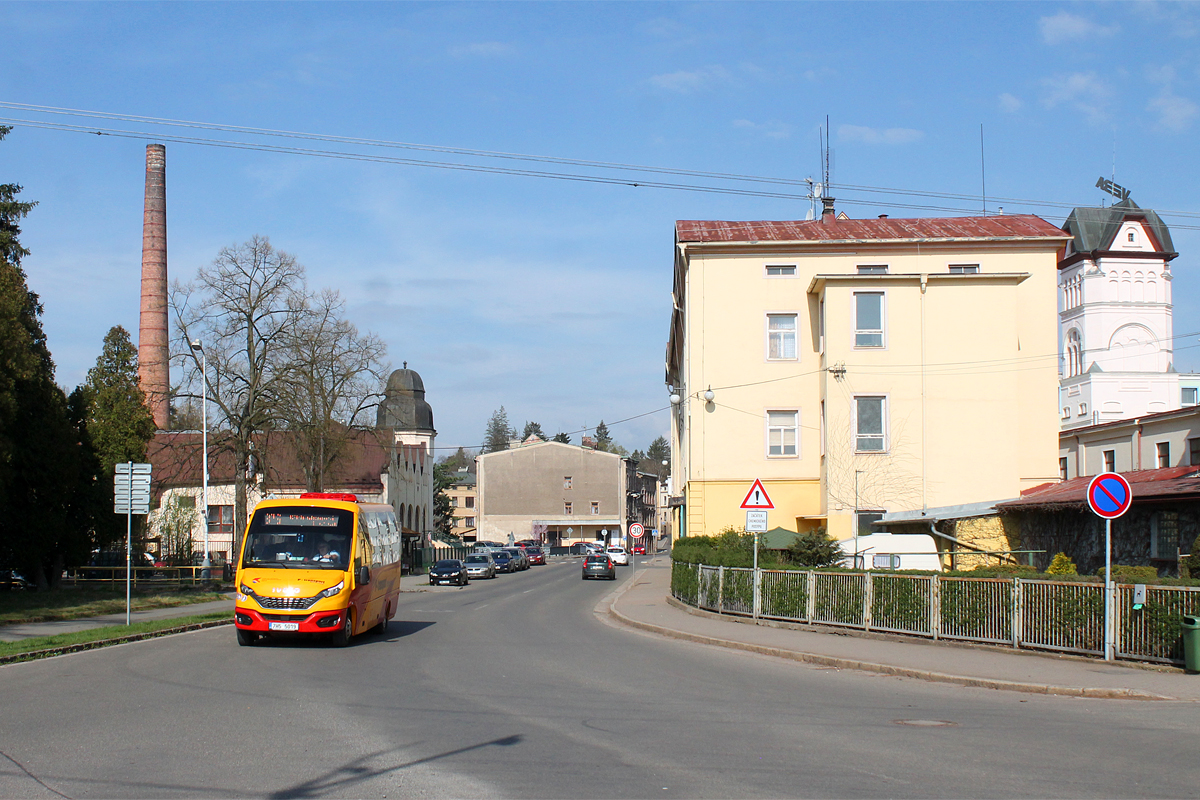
(980, 123, 987, 216)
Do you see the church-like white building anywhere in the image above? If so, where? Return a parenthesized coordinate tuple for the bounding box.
(1058, 199, 1182, 430)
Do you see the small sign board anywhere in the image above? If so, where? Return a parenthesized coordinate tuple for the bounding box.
(1087, 472, 1132, 519)
(740, 479, 774, 509)
(114, 462, 152, 515)
(745, 510, 768, 532)
(628, 523, 645, 539)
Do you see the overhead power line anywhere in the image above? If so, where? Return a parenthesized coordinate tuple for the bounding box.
(5, 102, 1200, 226)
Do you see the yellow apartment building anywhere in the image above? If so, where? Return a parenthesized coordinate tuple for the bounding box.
(665, 207, 1069, 541)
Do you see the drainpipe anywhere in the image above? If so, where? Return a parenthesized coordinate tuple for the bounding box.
(1136, 420, 1143, 470)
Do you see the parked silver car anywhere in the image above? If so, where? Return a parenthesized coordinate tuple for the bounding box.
(463, 553, 497, 579)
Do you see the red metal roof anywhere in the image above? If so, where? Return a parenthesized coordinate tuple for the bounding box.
(147, 429, 397, 496)
(997, 467, 1200, 511)
(676, 214, 1068, 244)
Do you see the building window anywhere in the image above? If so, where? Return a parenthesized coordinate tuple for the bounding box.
(1157, 442, 1170, 468)
(464, 517, 475, 528)
(1065, 329, 1082, 378)
(564, 502, 572, 515)
(451, 497, 459, 507)
(564, 476, 572, 489)
(766, 410, 799, 457)
(767, 314, 798, 360)
(1062, 406, 1070, 420)
(765, 264, 796, 276)
(1190, 438, 1200, 466)
(855, 396, 887, 452)
(1078, 403, 1088, 417)
(1151, 511, 1179, 559)
(1183, 388, 1198, 406)
(949, 264, 980, 274)
(857, 511, 885, 537)
(1103, 450, 1115, 473)
(465, 496, 474, 509)
(1059, 457, 1068, 480)
(590, 502, 599, 515)
(854, 292, 884, 348)
(207, 505, 233, 537)
(1128, 231, 1136, 243)
(857, 264, 888, 274)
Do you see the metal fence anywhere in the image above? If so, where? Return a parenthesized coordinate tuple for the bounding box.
(64, 565, 232, 587)
(670, 561, 1200, 666)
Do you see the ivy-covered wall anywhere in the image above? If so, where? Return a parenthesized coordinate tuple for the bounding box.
(1010, 503, 1200, 576)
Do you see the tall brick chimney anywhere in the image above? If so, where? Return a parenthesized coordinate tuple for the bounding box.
(138, 144, 169, 430)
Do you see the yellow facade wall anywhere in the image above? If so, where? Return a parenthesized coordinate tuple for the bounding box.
(669, 229, 1065, 545)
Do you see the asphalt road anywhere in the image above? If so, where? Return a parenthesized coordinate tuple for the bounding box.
(1, 558, 1197, 799)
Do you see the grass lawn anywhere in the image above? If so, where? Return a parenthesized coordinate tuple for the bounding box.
(0, 585, 229, 626)
(0, 612, 232, 660)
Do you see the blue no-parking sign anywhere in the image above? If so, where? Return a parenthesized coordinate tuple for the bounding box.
(1087, 472, 1133, 519)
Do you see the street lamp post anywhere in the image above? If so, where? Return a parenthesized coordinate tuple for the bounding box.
(190, 340, 211, 580)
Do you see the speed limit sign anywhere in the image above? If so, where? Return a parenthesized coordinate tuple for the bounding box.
(628, 523, 644, 538)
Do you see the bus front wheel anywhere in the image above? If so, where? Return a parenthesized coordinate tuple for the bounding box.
(331, 610, 353, 647)
(236, 628, 256, 647)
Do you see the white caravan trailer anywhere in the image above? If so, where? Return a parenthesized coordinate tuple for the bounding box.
(836, 532, 943, 571)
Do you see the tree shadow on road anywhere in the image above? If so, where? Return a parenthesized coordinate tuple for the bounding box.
(268, 734, 524, 799)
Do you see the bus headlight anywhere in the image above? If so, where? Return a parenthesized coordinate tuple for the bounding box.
(239, 583, 256, 597)
(317, 580, 344, 600)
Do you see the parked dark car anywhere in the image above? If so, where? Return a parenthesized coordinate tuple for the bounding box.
(490, 551, 516, 573)
(524, 547, 546, 566)
(582, 554, 616, 580)
(429, 559, 469, 586)
(1, 570, 33, 591)
(502, 548, 529, 571)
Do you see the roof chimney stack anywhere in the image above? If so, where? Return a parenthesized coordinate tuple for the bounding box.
(821, 196, 836, 220)
(138, 144, 169, 430)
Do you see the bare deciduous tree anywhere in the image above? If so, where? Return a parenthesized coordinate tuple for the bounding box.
(171, 236, 306, 558)
(276, 288, 388, 492)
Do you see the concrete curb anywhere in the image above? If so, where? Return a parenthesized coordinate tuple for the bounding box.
(605, 588, 1178, 702)
(0, 618, 232, 665)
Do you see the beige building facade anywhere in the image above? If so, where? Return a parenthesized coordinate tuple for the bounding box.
(666, 210, 1068, 542)
(477, 441, 630, 546)
(446, 468, 478, 539)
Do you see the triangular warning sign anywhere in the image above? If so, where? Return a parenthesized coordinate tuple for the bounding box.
(740, 479, 774, 509)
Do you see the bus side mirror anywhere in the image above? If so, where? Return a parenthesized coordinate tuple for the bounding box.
(357, 566, 371, 585)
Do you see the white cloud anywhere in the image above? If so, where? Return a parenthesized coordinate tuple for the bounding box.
(999, 93, 1022, 113)
(837, 125, 924, 145)
(1039, 11, 1118, 45)
(449, 42, 516, 58)
(1040, 72, 1111, 124)
(733, 119, 792, 140)
(1148, 91, 1199, 131)
(648, 66, 731, 93)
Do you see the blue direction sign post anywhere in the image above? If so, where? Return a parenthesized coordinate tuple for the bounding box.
(1086, 472, 1132, 661)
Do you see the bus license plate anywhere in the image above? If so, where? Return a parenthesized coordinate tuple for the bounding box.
(268, 622, 300, 631)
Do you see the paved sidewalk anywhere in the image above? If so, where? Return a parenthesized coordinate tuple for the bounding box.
(0, 596, 234, 642)
(608, 558, 1200, 702)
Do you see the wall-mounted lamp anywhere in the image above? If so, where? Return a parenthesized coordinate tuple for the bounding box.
(669, 393, 682, 405)
(703, 386, 715, 402)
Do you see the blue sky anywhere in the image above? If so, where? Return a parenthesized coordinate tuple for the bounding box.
(3, 1, 1200, 455)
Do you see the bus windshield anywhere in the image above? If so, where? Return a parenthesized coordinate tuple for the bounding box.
(242, 506, 354, 570)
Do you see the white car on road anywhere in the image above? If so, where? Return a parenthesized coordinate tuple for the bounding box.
(606, 546, 629, 566)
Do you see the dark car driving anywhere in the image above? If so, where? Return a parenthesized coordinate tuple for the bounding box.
(581, 554, 616, 580)
(429, 559, 469, 586)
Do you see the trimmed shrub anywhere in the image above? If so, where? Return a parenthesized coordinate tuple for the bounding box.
(785, 529, 842, 568)
(1046, 552, 1078, 575)
(1097, 564, 1159, 582)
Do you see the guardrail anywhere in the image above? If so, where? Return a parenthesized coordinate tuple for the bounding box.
(64, 565, 231, 587)
(671, 561, 1200, 666)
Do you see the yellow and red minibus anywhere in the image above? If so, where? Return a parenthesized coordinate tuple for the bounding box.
(233, 493, 402, 646)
